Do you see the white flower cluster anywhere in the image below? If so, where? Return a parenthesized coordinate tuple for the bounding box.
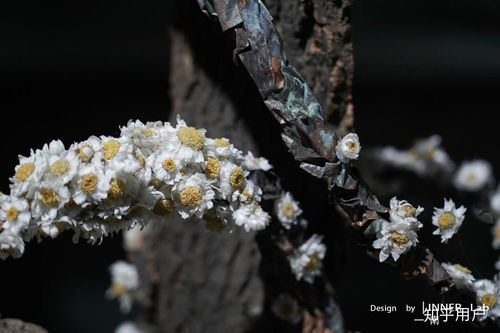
(106, 260, 139, 313)
(379, 135, 453, 176)
(289, 234, 326, 283)
(372, 197, 423, 262)
(0, 116, 272, 259)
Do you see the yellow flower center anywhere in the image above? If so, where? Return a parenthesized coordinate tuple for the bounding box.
(214, 138, 230, 147)
(454, 264, 471, 274)
(80, 173, 98, 194)
(229, 167, 244, 189)
(39, 188, 59, 206)
(177, 127, 204, 150)
(389, 231, 409, 247)
(304, 253, 319, 270)
(495, 224, 500, 240)
(438, 212, 456, 230)
(179, 186, 203, 206)
(401, 204, 416, 218)
(49, 159, 70, 176)
(15, 163, 35, 182)
(281, 202, 295, 218)
(153, 199, 174, 216)
(76, 145, 93, 163)
(111, 283, 126, 295)
(241, 189, 253, 204)
(466, 172, 477, 182)
(346, 140, 357, 152)
(162, 158, 176, 172)
(6, 207, 19, 222)
(108, 178, 125, 200)
(204, 157, 220, 179)
(135, 152, 145, 168)
(145, 128, 154, 137)
(481, 294, 497, 309)
(102, 140, 121, 161)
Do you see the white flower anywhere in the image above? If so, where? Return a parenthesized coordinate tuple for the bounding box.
(492, 220, 500, 250)
(289, 234, 326, 283)
(42, 140, 79, 184)
(473, 278, 500, 320)
(231, 180, 262, 207)
(106, 260, 139, 313)
(271, 294, 302, 324)
(275, 192, 302, 229)
(0, 230, 24, 259)
(431, 199, 466, 243)
(31, 181, 71, 222)
(205, 137, 243, 161)
(372, 220, 418, 262)
(242, 151, 272, 171)
(173, 173, 215, 219)
(490, 190, 500, 215)
(115, 322, 144, 333)
(72, 164, 111, 206)
(454, 160, 492, 192)
(218, 161, 248, 200)
(442, 263, 475, 290)
(120, 119, 170, 155)
(389, 197, 423, 228)
(10, 149, 47, 196)
(0, 196, 31, 233)
(232, 202, 270, 232)
(149, 148, 183, 185)
(170, 115, 206, 164)
(335, 133, 360, 163)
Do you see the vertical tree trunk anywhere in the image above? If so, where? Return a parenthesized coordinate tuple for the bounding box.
(129, 1, 354, 332)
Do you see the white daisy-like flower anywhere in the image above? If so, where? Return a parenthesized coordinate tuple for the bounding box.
(70, 136, 102, 165)
(242, 151, 272, 171)
(173, 173, 215, 219)
(492, 220, 500, 250)
(42, 140, 79, 184)
(335, 132, 361, 163)
(289, 234, 326, 283)
(271, 294, 302, 324)
(31, 181, 71, 221)
(106, 260, 139, 313)
(231, 180, 262, 206)
(10, 149, 47, 196)
(275, 192, 302, 229)
(431, 198, 467, 243)
(232, 202, 270, 232)
(120, 119, 169, 154)
(205, 137, 243, 161)
(454, 160, 492, 192)
(442, 262, 475, 289)
(0, 230, 25, 259)
(0, 196, 31, 233)
(149, 148, 183, 185)
(389, 197, 423, 228)
(115, 322, 145, 333)
(99, 136, 139, 173)
(218, 161, 248, 200)
(169, 115, 207, 164)
(473, 278, 500, 320)
(72, 164, 111, 206)
(372, 220, 418, 262)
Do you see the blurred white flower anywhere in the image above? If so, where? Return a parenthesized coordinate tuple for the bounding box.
(106, 260, 139, 313)
(289, 234, 326, 283)
(442, 263, 475, 289)
(275, 192, 302, 229)
(232, 202, 270, 232)
(242, 151, 272, 171)
(454, 160, 492, 192)
(473, 278, 500, 320)
(431, 198, 466, 243)
(335, 133, 360, 163)
(115, 322, 145, 333)
(492, 220, 500, 250)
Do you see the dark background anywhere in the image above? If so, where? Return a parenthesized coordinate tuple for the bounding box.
(1, 0, 499, 332)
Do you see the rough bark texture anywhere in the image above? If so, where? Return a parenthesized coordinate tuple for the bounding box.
(130, 0, 354, 332)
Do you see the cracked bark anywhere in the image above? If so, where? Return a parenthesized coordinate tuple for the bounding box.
(129, 0, 353, 332)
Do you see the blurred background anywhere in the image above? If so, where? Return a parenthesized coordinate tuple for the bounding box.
(0, 0, 499, 332)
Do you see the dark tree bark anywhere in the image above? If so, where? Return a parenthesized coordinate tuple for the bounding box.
(129, 1, 354, 332)
(0, 319, 47, 333)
